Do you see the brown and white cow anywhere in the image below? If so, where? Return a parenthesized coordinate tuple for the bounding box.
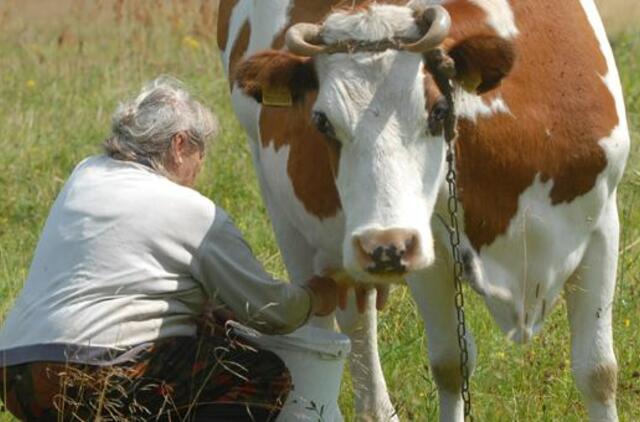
(217, 0, 629, 420)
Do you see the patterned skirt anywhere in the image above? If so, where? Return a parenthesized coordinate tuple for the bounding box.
(0, 329, 292, 421)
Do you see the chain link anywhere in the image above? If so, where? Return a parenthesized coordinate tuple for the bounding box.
(442, 77, 474, 421)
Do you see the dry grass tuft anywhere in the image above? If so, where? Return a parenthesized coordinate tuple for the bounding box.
(2, 0, 218, 41)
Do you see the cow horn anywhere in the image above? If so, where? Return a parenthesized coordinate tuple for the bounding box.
(403, 5, 451, 53)
(285, 23, 327, 57)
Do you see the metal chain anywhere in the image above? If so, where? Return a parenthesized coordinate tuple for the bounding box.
(442, 77, 474, 421)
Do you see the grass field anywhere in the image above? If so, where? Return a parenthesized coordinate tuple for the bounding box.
(0, 1, 638, 420)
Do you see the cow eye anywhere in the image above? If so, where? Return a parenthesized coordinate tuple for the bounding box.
(312, 111, 338, 141)
(427, 97, 450, 137)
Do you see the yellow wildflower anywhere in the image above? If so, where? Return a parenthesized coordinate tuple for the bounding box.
(26, 80, 36, 89)
(624, 319, 630, 328)
(183, 36, 200, 50)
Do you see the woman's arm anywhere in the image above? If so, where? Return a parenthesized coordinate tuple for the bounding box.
(191, 210, 327, 335)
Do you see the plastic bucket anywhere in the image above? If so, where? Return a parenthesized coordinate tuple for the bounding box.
(229, 321, 351, 422)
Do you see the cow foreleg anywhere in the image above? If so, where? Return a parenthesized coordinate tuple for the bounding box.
(565, 199, 619, 422)
(336, 288, 399, 422)
(408, 258, 477, 422)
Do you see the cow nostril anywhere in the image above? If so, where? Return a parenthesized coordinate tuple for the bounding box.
(371, 246, 385, 262)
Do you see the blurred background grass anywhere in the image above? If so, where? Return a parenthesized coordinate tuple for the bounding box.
(0, 0, 638, 420)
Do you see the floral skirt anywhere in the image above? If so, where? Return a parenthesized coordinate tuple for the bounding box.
(0, 332, 292, 421)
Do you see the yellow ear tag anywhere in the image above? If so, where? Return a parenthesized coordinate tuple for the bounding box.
(263, 85, 293, 107)
(459, 70, 482, 93)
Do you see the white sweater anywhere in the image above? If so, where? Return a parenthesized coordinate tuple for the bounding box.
(0, 156, 311, 365)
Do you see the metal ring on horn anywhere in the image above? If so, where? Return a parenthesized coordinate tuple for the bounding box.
(285, 23, 327, 57)
(402, 5, 452, 53)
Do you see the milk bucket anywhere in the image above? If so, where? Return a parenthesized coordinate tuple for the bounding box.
(229, 321, 351, 422)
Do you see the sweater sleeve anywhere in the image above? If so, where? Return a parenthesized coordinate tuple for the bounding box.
(190, 208, 312, 335)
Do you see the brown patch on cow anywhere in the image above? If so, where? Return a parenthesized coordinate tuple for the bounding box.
(588, 362, 618, 403)
(234, 50, 318, 103)
(431, 362, 462, 393)
(445, 0, 497, 41)
(260, 92, 342, 218)
(216, 0, 239, 52)
(270, 1, 336, 49)
(444, 0, 619, 249)
(227, 20, 251, 90)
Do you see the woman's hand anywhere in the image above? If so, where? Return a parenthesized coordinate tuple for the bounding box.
(304, 276, 339, 317)
(322, 270, 389, 313)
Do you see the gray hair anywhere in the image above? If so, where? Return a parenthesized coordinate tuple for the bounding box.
(104, 77, 218, 174)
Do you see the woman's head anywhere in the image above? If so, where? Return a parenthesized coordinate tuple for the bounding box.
(104, 77, 218, 187)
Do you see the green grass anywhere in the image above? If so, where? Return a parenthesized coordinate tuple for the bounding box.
(0, 2, 638, 421)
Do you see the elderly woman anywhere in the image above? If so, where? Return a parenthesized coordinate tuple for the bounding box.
(0, 78, 338, 421)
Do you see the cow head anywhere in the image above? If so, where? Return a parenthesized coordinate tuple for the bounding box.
(235, 2, 515, 283)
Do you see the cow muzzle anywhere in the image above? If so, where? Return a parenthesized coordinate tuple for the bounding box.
(353, 228, 427, 275)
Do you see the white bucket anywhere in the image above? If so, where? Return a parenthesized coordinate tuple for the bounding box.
(229, 321, 351, 422)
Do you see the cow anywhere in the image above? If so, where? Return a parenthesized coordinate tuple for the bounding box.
(216, 0, 629, 420)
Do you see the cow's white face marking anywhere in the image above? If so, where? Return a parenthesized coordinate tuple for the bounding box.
(312, 5, 447, 281)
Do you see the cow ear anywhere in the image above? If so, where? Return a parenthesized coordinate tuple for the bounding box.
(234, 50, 318, 104)
(446, 35, 516, 94)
